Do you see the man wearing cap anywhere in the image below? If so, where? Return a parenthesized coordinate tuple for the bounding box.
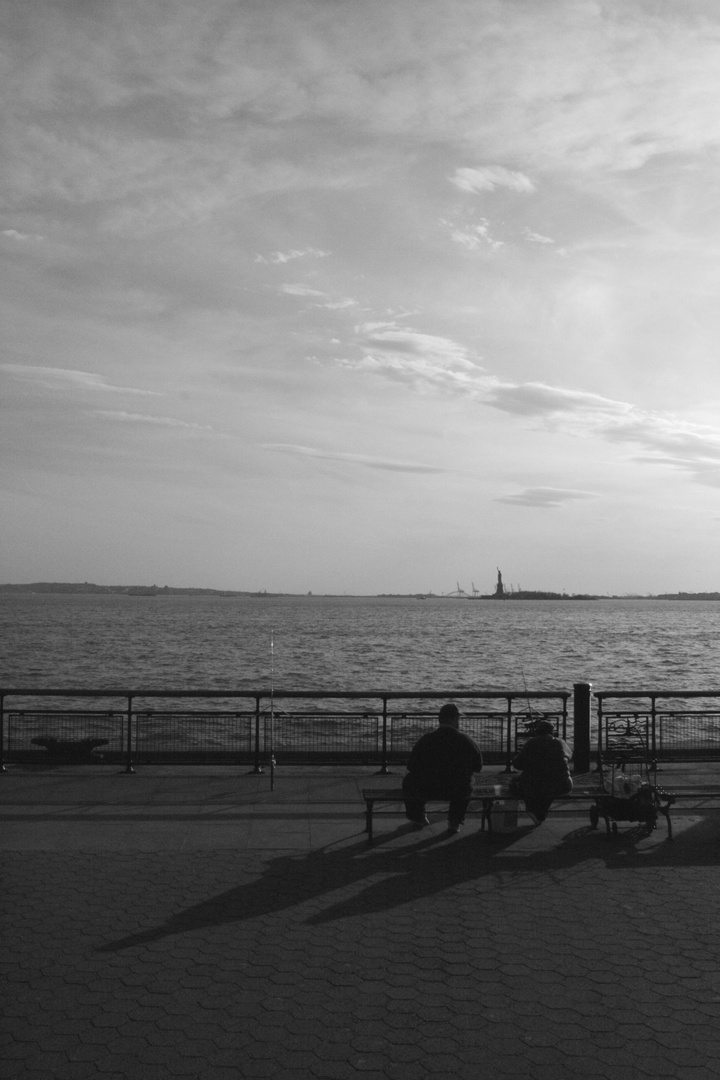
(509, 719, 573, 824)
(402, 702, 483, 835)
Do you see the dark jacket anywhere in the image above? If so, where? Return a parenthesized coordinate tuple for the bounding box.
(512, 734, 572, 784)
(407, 725, 483, 787)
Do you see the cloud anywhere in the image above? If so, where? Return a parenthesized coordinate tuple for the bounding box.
(445, 218, 555, 252)
(263, 443, 445, 474)
(0, 365, 161, 396)
(343, 323, 483, 395)
(485, 381, 720, 488)
(2, 228, 43, 241)
(256, 248, 329, 264)
(279, 283, 357, 309)
(485, 382, 630, 419)
(6, 0, 720, 238)
(318, 298, 357, 310)
(447, 219, 504, 252)
(497, 487, 595, 509)
(91, 410, 212, 430)
(280, 284, 328, 297)
(339, 327, 720, 490)
(523, 228, 554, 245)
(449, 166, 535, 195)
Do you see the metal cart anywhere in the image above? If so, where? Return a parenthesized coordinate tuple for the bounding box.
(590, 756, 675, 838)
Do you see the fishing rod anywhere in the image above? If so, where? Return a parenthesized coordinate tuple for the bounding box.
(520, 666, 541, 733)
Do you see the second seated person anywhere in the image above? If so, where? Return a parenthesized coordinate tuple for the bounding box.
(509, 719, 573, 825)
(402, 703, 483, 835)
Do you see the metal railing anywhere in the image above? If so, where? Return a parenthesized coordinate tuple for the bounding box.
(9, 685, 720, 773)
(0, 688, 570, 773)
(596, 690, 720, 766)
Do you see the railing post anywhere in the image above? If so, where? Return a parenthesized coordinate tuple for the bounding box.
(251, 696, 264, 773)
(573, 681, 592, 774)
(503, 695, 514, 772)
(596, 695, 604, 773)
(124, 695, 135, 774)
(376, 697, 390, 775)
(0, 692, 5, 773)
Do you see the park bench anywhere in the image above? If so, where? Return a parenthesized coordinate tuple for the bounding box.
(361, 783, 603, 843)
(648, 786, 720, 839)
(361, 786, 490, 843)
(361, 781, 681, 843)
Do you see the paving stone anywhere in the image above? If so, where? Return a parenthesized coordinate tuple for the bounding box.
(384, 1065, 431, 1080)
(4, 770, 720, 1080)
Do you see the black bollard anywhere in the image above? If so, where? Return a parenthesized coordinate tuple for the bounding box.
(573, 681, 592, 774)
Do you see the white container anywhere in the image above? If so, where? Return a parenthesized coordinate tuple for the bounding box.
(491, 798, 519, 832)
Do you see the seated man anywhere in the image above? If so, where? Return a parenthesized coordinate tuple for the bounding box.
(402, 703, 483, 834)
(509, 719, 573, 824)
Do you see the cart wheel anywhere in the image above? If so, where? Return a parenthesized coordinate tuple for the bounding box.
(589, 806, 599, 829)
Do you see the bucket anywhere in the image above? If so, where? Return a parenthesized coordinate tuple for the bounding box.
(490, 798, 519, 832)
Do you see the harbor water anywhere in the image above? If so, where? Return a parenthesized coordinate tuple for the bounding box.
(3, 593, 720, 759)
(2, 593, 720, 693)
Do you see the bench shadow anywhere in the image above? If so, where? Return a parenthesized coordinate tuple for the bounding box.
(97, 813, 720, 952)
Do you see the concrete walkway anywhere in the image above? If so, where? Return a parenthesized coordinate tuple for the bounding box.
(2, 763, 720, 1079)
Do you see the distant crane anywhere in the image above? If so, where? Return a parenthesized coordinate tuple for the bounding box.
(471, 581, 480, 597)
(445, 581, 469, 598)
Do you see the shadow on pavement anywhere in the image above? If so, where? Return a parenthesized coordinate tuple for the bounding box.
(97, 811, 720, 952)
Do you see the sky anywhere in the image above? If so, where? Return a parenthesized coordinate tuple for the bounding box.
(3, 0, 720, 596)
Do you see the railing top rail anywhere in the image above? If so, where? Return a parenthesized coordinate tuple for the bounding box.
(7, 709, 125, 714)
(601, 706, 720, 713)
(595, 690, 720, 700)
(0, 687, 570, 700)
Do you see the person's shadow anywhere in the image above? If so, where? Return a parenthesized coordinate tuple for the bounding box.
(98, 812, 720, 952)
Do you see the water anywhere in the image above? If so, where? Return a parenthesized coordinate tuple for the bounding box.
(2, 593, 720, 693)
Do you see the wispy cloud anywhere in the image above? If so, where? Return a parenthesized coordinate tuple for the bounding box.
(263, 443, 445, 474)
(523, 228, 554, 245)
(280, 284, 328, 298)
(256, 248, 329, 264)
(486, 382, 626, 419)
(497, 487, 595, 509)
(279, 283, 357, 309)
(319, 298, 357, 310)
(343, 323, 483, 395)
(450, 166, 535, 195)
(1, 365, 160, 396)
(446, 218, 504, 252)
(339, 328, 720, 489)
(2, 228, 43, 242)
(91, 410, 212, 430)
(486, 382, 720, 488)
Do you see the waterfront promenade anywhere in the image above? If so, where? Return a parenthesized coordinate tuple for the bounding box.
(2, 764, 720, 1080)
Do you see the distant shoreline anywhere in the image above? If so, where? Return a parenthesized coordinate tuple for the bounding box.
(2, 582, 720, 601)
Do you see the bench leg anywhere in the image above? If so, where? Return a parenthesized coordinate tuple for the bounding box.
(658, 802, 673, 840)
(590, 800, 612, 836)
(480, 798, 494, 835)
(365, 799, 374, 844)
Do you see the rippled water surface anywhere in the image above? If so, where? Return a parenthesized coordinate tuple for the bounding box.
(2, 594, 720, 694)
